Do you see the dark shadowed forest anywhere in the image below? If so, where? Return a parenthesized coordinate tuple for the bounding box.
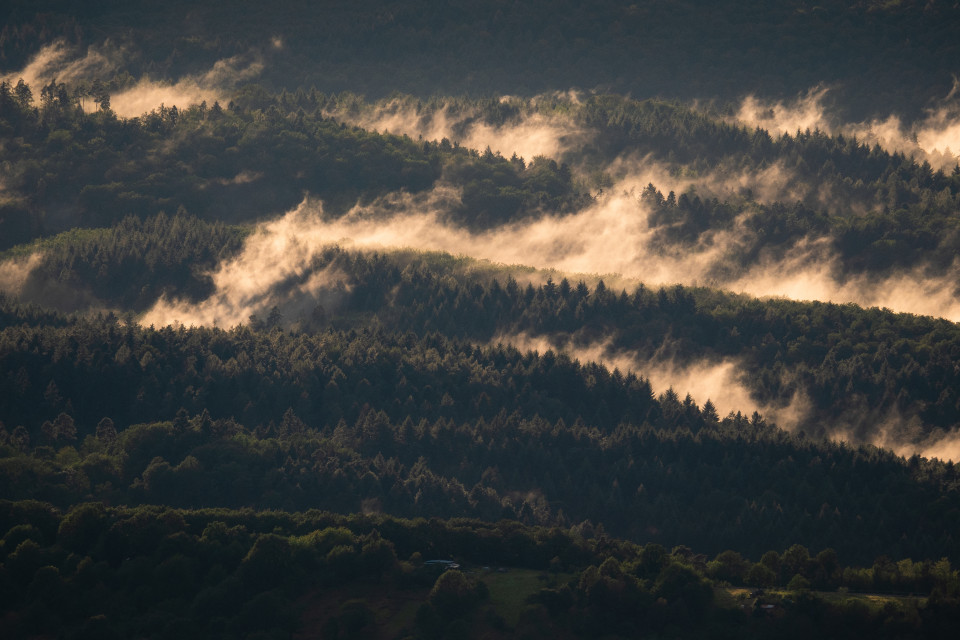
(2, 1, 960, 638)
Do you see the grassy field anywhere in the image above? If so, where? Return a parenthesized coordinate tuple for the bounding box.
(478, 568, 572, 627)
(720, 586, 927, 612)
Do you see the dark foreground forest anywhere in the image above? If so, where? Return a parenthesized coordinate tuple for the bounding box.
(2, 1, 960, 638)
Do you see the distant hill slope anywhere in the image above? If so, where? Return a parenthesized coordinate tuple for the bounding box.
(2, 300, 960, 564)
(2, 1, 959, 118)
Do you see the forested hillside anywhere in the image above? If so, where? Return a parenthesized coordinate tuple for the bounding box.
(0, 85, 583, 248)
(4, 295, 960, 565)
(2, 2, 960, 638)
(10, 218, 960, 449)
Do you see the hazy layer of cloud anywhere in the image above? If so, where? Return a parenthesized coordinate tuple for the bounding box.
(326, 97, 587, 162)
(107, 55, 263, 118)
(337, 92, 859, 214)
(912, 432, 960, 462)
(493, 332, 810, 431)
(142, 203, 348, 328)
(602, 153, 843, 214)
(736, 86, 960, 171)
(327, 90, 945, 219)
(1, 40, 121, 89)
(0, 252, 112, 313)
(828, 412, 960, 463)
(501, 331, 960, 461)
(736, 87, 835, 137)
(727, 240, 960, 321)
(141, 180, 960, 327)
(3, 40, 263, 118)
(0, 253, 43, 297)
(212, 170, 264, 186)
(323, 90, 938, 223)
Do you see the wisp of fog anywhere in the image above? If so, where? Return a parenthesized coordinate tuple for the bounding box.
(494, 332, 810, 428)
(736, 85, 960, 171)
(145, 180, 960, 324)
(2, 40, 263, 118)
(325, 95, 588, 163)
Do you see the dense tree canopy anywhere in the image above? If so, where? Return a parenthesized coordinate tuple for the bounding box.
(2, 4, 960, 636)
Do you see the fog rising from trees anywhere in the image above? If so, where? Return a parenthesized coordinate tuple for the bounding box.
(5, 5, 960, 637)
